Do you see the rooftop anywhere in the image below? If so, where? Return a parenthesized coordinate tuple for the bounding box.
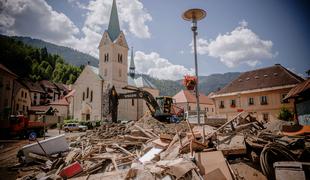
(173, 90, 214, 105)
(0, 64, 18, 77)
(215, 64, 304, 95)
(20, 79, 45, 93)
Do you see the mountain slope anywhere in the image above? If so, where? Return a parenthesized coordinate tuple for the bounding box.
(12, 36, 98, 67)
(7, 35, 240, 96)
(140, 72, 241, 96)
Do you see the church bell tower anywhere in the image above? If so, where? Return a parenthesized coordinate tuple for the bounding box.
(98, 0, 129, 88)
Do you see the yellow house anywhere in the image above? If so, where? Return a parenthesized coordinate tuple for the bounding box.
(211, 64, 304, 121)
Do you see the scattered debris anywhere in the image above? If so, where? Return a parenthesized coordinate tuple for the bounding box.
(4, 113, 309, 179)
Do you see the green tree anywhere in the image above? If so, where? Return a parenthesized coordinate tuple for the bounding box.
(278, 107, 294, 121)
(40, 47, 48, 60)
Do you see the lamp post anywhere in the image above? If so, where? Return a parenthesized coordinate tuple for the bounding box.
(182, 8, 206, 142)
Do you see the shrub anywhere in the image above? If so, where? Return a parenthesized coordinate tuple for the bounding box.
(278, 107, 294, 121)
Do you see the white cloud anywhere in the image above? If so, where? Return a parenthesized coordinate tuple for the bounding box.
(190, 38, 209, 55)
(190, 20, 276, 68)
(134, 51, 194, 80)
(0, 0, 152, 57)
(0, 0, 80, 45)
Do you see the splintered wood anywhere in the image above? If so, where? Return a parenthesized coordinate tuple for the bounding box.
(14, 113, 301, 180)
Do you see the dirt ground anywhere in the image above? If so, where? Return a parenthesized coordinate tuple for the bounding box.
(0, 129, 86, 180)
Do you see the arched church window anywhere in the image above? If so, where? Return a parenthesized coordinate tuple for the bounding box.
(83, 92, 85, 101)
(120, 54, 123, 63)
(86, 87, 89, 98)
(90, 91, 93, 102)
(104, 53, 109, 62)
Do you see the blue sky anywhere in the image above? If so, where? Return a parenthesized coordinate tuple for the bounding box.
(1, 0, 309, 80)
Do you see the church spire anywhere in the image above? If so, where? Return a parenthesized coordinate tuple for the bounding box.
(129, 47, 135, 78)
(107, 0, 121, 42)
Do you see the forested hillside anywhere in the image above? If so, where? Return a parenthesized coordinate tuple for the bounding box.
(0, 35, 82, 84)
(1, 34, 240, 95)
(12, 36, 98, 67)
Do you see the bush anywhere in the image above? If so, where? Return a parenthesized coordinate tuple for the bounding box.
(278, 107, 294, 121)
(63, 119, 78, 124)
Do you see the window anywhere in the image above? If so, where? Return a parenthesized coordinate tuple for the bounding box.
(188, 106, 191, 110)
(104, 53, 109, 62)
(132, 99, 135, 106)
(90, 91, 93, 102)
(86, 87, 89, 98)
(34, 93, 37, 99)
(249, 97, 254, 105)
(230, 99, 236, 108)
(212, 108, 214, 112)
(118, 54, 123, 63)
(83, 92, 85, 101)
(219, 101, 225, 108)
(119, 69, 122, 77)
(263, 113, 269, 121)
(25, 92, 27, 99)
(23, 105, 25, 111)
(207, 107, 209, 112)
(260, 96, 268, 105)
(21, 91, 24, 98)
(16, 104, 19, 111)
(281, 94, 289, 103)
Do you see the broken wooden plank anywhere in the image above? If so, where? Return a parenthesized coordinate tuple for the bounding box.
(121, 135, 150, 142)
(179, 140, 208, 154)
(152, 139, 170, 149)
(113, 144, 134, 156)
(28, 152, 50, 162)
(217, 134, 246, 156)
(133, 125, 154, 139)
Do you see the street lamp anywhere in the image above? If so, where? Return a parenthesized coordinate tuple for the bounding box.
(182, 8, 206, 142)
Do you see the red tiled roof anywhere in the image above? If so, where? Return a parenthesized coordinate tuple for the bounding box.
(49, 98, 69, 106)
(20, 79, 45, 93)
(40, 80, 57, 89)
(173, 90, 213, 105)
(54, 83, 68, 91)
(0, 64, 18, 77)
(216, 64, 304, 95)
(284, 78, 310, 100)
(29, 106, 49, 112)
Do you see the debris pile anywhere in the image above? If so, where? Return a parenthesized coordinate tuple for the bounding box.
(9, 113, 310, 179)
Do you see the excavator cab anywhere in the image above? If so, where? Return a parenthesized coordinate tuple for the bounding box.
(156, 96, 173, 114)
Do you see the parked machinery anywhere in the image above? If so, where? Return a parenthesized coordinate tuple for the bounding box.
(105, 86, 184, 123)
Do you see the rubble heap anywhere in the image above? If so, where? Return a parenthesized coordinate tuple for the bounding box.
(10, 113, 310, 180)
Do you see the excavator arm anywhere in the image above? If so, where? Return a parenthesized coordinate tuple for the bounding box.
(107, 86, 163, 123)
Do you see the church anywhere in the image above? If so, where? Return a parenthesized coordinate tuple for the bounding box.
(72, 0, 159, 121)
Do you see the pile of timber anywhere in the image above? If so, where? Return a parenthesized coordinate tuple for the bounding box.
(12, 113, 310, 180)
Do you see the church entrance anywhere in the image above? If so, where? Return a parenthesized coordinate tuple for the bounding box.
(81, 103, 91, 121)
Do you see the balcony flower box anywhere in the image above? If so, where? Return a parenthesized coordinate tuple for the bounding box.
(183, 75, 197, 90)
